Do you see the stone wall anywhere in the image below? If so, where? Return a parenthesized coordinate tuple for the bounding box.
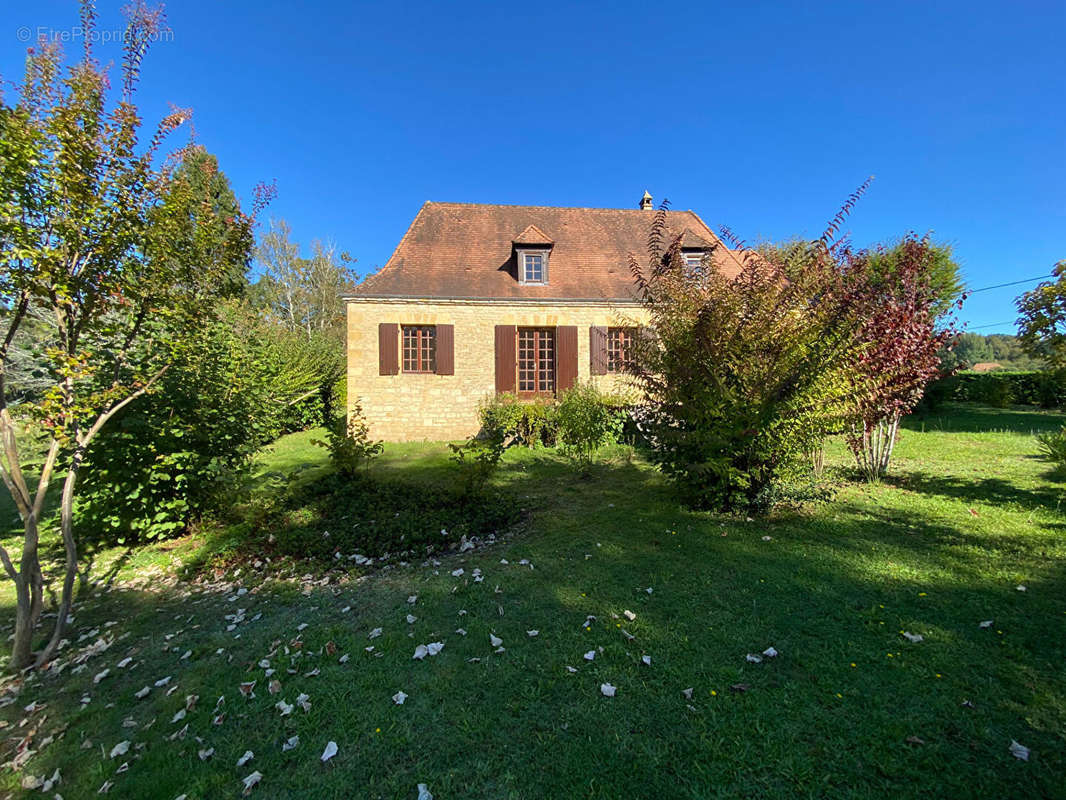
(345, 297, 649, 441)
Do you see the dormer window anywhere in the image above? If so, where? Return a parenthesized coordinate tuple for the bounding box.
(683, 251, 705, 270)
(523, 252, 546, 283)
(512, 224, 554, 286)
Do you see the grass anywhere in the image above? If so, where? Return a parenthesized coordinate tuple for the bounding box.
(1, 403, 1065, 798)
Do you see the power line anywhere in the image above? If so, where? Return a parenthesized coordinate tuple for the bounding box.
(966, 274, 1054, 294)
(967, 320, 1016, 330)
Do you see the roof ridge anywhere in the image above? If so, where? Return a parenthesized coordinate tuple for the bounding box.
(426, 200, 701, 215)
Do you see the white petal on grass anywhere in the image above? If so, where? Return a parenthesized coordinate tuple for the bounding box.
(339, 654, 350, 663)
(527, 630, 539, 637)
(426, 642, 445, 656)
(406, 614, 417, 624)
(417, 784, 434, 800)
(296, 623, 308, 631)
(275, 700, 293, 716)
(282, 735, 299, 752)
(600, 683, 617, 697)
(321, 741, 338, 762)
(682, 688, 694, 700)
(198, 747, 214, 761)
(902, 632, 924, 643)
(566, 666, 578, 673)
(241, 770, 262, 795)
(407, 595, 418, 604)
(236, 750, 254, 767)
(171, 709, 186, 723)
(392, 690, 408, 705)
(368, 628, 382, 639)
(979, 620, 994, 628)
(451, 568, 464, 577)
(154, 676, 172, 687)
(745, 653, 763, 663)
(763, 647, 778, 658)
(623, 610, 636, 621)
(413, 645, 428, 660)
(584, 651, 595, 661)
(93, 669, 110, 684)
(641, 655, 652, 666)
(490, 634, 503, 647)
(109, 741, 130, 759)
(134, 686, 150, 699)
(455, 628, 467, 636)
(1009, 740, 1030, 761)
(297, 693, 311, 712)
(1016, 585, 1027, 592)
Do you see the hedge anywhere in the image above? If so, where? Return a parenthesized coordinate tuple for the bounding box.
(923, 370, 1066, 410)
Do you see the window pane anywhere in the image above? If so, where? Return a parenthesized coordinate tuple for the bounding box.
(607, 327, 632, 373)
(402, 325, 436, 372)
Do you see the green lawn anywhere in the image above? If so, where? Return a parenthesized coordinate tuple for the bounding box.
(1, 404, 1065, 798)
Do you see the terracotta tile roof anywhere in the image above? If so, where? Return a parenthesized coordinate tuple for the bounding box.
(512, 224, 554, 245)
(352, 201, 744, 301)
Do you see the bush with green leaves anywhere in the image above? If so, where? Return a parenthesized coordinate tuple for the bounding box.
(478, 393, 558, 446)
(313, 403, 383, 478)
(627, 200, 869, 512)
(449, 426, 507, 497)
(75, 305, 344, 544)
(1036, 426, 1066, 469)
(555, 382, 626, 467)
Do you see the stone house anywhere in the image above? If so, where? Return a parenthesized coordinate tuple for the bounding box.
(344, 195, 743, 441)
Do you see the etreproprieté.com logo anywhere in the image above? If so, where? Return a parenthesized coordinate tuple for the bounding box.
(16, 26, 174, 44)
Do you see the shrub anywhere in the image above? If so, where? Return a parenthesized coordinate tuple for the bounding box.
(627, 204, 861, 512)
(313, 403, 383, 477)
(478, 393, 558, 446)
(556, 382, 626, 467)
(925, 371, 1066, 409)
(1037, 426, 1066, 468)
(449, 424, 508, 498)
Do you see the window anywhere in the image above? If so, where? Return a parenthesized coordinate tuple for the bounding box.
(517, 327, 555, 394)
(523, 253, 544, 283)
(684, 251, 704, 270)
(402, 325, 436, 373)
(518, 249, 549, 284)
(606, 327, 634, 373)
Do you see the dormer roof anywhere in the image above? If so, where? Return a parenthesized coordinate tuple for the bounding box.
(512, 224, 554, 247)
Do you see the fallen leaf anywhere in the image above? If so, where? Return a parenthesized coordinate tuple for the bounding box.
(490, 634, 503, 647)
(171, 709, 186, 724)
(729, 683, 750, 693)
(413, 645, 428, 660)
(417, 784, 433, 800)
(623, 610, 636, 621)
(368, 628, 382, 639)
(134, 686, 150, 700)
(641, 655, 652, 666)
(1009, 740, 1030, 761)
(902, 632, 924, 643)
(406, 615, 417, 624)
(1016, 585, 1027, 592)
(392, 690, 408, 705)
(407, 595, 418, 604)
(276, 700, 293, 716)
(905, 735, 925, 745)
(321, 741, 338, 762)
(241, 770, 262, 795)
(268, 680, 281, 695)
(198, 747, 214, 761)
(426, 642, 444, 656)
(236, 750, 254, 767)
(282, 735, 299, 751)
(109, 741, 129, 759)
(979, 620, 994, 628)
(682, 688, 693, 700)
(762, 646, 778, 658)
(93, 669, 110, 684)
(745, 654, 763, 663)
(600, 683, 617, 697)
(527, 630, 539, 637)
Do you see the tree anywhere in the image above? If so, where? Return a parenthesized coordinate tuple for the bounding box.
(626, 187, 871, 512)
(1016, 261, 1066, 368)
(253, 219, 357, 338)
(0, 2, 266, 670)
(844, 235, 962, 480)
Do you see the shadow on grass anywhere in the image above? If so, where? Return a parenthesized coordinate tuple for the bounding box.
(882, 471, 1066, 513)
(905, 402, 1066, 435)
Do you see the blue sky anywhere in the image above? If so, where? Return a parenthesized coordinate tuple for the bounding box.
(3, 0, 1063, 330)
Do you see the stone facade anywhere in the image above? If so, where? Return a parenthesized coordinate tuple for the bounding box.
(346, 297, 649, 441)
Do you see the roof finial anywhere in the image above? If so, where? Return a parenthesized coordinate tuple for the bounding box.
(639, 190, 653, 210)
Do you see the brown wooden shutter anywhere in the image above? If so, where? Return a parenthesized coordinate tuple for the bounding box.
(556, 325, 578, 392)
(494, 325, 516, 393)
(378, 323, 399, 375)
(589, 326, 608, 375)
(435, 324, 454, 375)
